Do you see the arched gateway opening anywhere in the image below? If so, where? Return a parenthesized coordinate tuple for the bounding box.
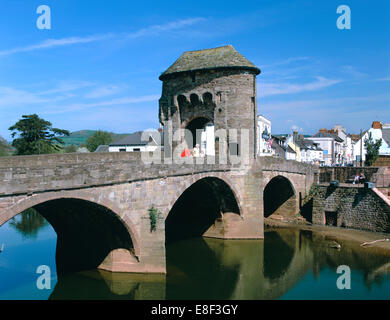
(184, 117, 215, 155)
(263, 176, 297, 218)
(2, 198, 135, 275)
(165, 177, 240, 243)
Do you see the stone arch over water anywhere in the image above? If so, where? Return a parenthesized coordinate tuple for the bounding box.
(165, 176, 241, 243)
(263, 175, 297, 218)
(0, 193, 140, 275)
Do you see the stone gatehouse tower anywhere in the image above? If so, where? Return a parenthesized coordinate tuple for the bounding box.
(158, 45, 261, 159)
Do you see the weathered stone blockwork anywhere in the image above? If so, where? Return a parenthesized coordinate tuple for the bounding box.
(0, 45, 319, 274)
(0, 151, 316, 274)
(159, 46, 260, 159)
(312, 185, 390, 233)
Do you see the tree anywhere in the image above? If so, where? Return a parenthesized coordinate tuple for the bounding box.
(86, 130, 113, 152)
(364, 132, 382, 166)
(63, 144, 77, 153)
(9, 208, 48, 239)
(9, 114, 70, 155)
(0, 136, 11, 156)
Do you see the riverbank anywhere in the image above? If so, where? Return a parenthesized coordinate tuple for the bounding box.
(265, 215, 390, 254)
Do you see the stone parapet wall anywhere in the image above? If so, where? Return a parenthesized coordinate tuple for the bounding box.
(319, 166, 380, 184)
(0, 152, 248, 196)
(374, 155, 390, 167)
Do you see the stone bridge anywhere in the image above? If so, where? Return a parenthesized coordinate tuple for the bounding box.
(0, 152, 317, 274)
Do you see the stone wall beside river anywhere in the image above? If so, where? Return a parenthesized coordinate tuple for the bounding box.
(312, 185, 390, 233)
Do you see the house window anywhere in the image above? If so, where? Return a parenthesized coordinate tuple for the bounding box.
(133, 148, 141, 152)
(119, 148, 126, 152)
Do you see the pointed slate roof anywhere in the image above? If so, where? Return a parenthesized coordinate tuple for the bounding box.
(109, 131, 162, 146)
(382, 129, 390, 145)
(159, 45, 260, 80)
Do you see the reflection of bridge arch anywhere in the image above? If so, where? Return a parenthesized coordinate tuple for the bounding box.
(0, 190, 141, 274)
(263, 231, 296, 279)
(165, 175, 241, 243)
(263, 175, 297, 218)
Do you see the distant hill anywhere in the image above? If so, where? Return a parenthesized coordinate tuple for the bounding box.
(61, 130, 132, 147)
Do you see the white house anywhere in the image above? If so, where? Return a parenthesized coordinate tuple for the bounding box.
(257, 115, 273, 156)
(200, 123, 215, 156)
(353, 121, 390, 163)
(108, 131, 162, 152)
(271, 135, 296, 161)
(307, 129, 344, 166)
(295, 138, 324, 164)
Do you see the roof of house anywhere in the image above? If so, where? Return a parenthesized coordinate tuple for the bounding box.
(312, 131, 344, 142)
(271, 139, 296, 155)
(159, 45, 260, 80)
(382, 128, 390, 146)
(271, 140, 285, 158)
(94, 145, 109, 152)
(295, 139, 323, 151)
(109, 131, 162, 147)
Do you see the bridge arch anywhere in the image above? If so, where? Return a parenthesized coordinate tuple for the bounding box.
(0, 191, 141, 273)
(165, 174, 242, 242)
(263, 175, 297, 218)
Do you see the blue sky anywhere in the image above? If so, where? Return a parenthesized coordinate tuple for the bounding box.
(0, 0, 389, 140)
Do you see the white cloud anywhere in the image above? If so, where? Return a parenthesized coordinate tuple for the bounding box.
(341, 65, 367, 79)
(259, 76, 341, 97)
(0, 86, 53, 107)
(376, 77, 390, 81)
(42, 94, 160, 114)
(0, 35, 112, 56)
(291, 125, 303, 132)
(0, 18, 205, 56)
(84, 85, 123, 99)
(39, 81, 95, 95)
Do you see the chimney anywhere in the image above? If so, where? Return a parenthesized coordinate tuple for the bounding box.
(299, 134, 304, 141)
(372, 121, 382, 129)
(293, 131, 298, 142)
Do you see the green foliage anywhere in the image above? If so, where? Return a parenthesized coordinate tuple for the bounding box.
(303, 184, 318, 203)
(148, 205, 160, 232)
(86, 130, 113, 152)
(0, 136, 12, 156)
(9, 114, 69, 155)
(9, 208, 48, 239)
(364, 132, 382, 166)
(63, 144, 77, 153)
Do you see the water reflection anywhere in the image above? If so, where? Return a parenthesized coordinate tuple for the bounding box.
(50, 270, 166, 300)
(1, 218, 390, 299)
(9, 208, 48, 239)
(49, 229, 390, 299)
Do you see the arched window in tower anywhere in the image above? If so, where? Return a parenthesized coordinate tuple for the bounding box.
(177, 95, 187, 108)
(190, 93, 200, 106)
(202, 92, 213, 104)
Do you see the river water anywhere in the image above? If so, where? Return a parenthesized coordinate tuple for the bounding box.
(1, 211, 390, 300)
